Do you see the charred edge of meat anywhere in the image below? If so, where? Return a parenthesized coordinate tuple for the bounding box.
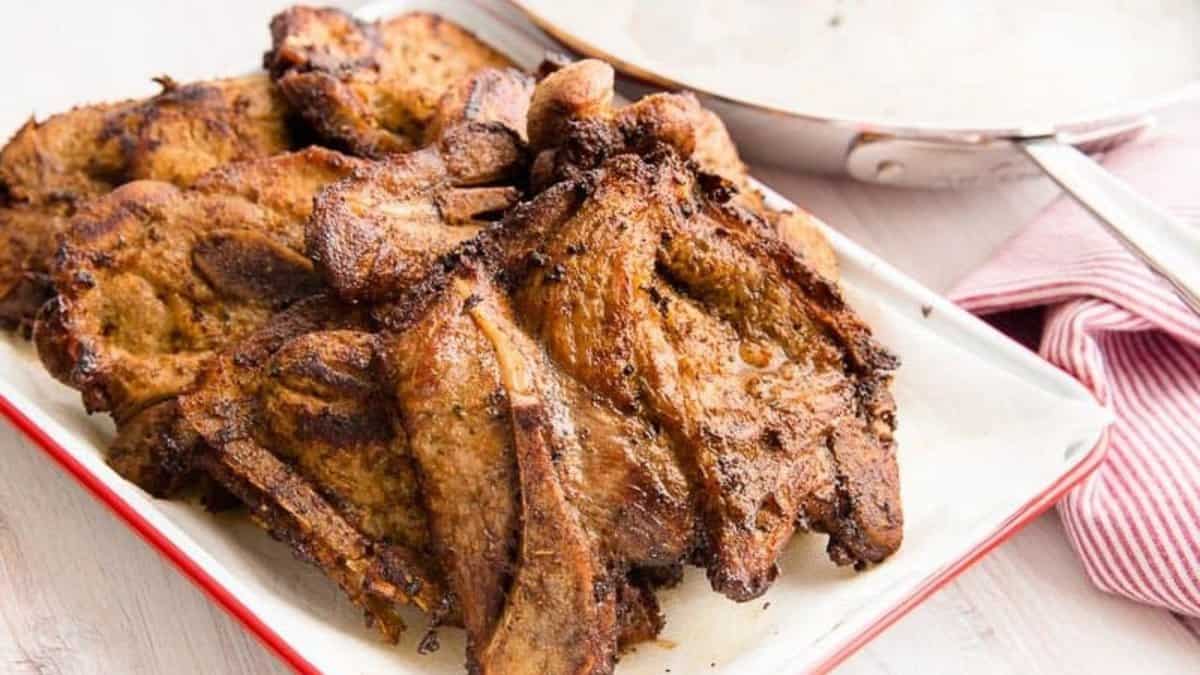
(689, 171, 898, 377)
(181, 296, 453, 618)
(308, 120, 528, 306)
(615, 574, 665, 653)
(264, 7, 517, 159)
(193, 445, 425, 642)
(679, 165, 902, 568)
(33, 294, 110, 411)
(106, 397, 206, 497)
(264, 6, 383, 78)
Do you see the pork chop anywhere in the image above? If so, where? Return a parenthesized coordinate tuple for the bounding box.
(382, 269, 628, 673)
(0, 74, 296, 330)
(527, 59, 838, 280)
(179, 296, 447, 641)
(308, 120, 526, 303)
(265, 6, 515, 157)
(499, 150, 900, 599)
(35, 147, 365, 494)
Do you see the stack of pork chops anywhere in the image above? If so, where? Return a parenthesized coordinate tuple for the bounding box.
(0, 7, 902, 674)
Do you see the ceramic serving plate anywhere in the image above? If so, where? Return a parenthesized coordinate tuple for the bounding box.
(0, 1, 1112, 673)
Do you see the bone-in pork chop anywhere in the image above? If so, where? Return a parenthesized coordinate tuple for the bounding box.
(265, 6, 515, 157)
(35, 147, 365, 494)
(0, 74, 296, 331)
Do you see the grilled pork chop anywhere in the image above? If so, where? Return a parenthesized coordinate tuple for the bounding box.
(265, 6, 515, 157)
(464, 275, 619, 675)
(179, 296, 447, 641)
(179, 291, 668, 652)
(500, 151, 900, 599)
(306, 65, 532, 303)
(35, 147, 365, 494)
(384, 269, 678, 673)
(309, 120, 526, 303)
(382, 272, 521, 665)
(527, 59, 838, 280)
(0, 74, 296, 331)
(33, 59, 533, 496)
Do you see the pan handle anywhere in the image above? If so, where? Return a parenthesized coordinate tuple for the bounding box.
(1020, 137, 1200, 315)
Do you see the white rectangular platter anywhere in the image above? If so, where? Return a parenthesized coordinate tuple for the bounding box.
(0, 1, 1111, 673)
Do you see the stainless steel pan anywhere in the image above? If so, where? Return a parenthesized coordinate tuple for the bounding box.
(509, 0, 1200, 314)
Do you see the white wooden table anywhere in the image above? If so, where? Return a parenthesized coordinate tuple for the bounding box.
(2, 2, 1198, 673)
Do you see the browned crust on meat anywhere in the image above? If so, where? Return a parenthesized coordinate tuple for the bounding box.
(673, 159, 901, 571)
(524, 59, 839, 281)
(425, 67, 534, 144)
(489, 150, 899, 599)
(0, 74, 296, 330)
(180, 296, 449, 640)
(36, 146, 362, 410)
(265, 7, 515, 157)
(383, 272, 521, 667)
(308, 121, 525, 303)
(107, 397, 206, 497)
(33, 147, 365, 493)
(614, 575, 666, 652)
(99, 75, 296, 186)
(467, 277, 618, 674)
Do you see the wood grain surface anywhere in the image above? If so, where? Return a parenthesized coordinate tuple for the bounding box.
(1, 2, 1197, 673)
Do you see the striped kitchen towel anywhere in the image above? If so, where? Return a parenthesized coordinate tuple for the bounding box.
(950, 115, 1200, 617)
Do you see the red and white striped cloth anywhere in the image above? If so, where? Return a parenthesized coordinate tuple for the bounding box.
(950, 116, 1200, 619)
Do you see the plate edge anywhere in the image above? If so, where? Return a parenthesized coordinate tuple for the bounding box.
(0, 393, 321, 675)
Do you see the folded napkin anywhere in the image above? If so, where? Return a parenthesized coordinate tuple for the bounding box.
(949, 116, 1200, 618)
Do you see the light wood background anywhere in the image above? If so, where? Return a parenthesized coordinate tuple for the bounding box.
(2, 2, 1198, 673)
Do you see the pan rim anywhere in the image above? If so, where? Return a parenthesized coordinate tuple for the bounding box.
(509, 0, 1200, 142)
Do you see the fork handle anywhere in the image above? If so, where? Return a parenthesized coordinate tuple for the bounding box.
(1021, 136, 1200, 316)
